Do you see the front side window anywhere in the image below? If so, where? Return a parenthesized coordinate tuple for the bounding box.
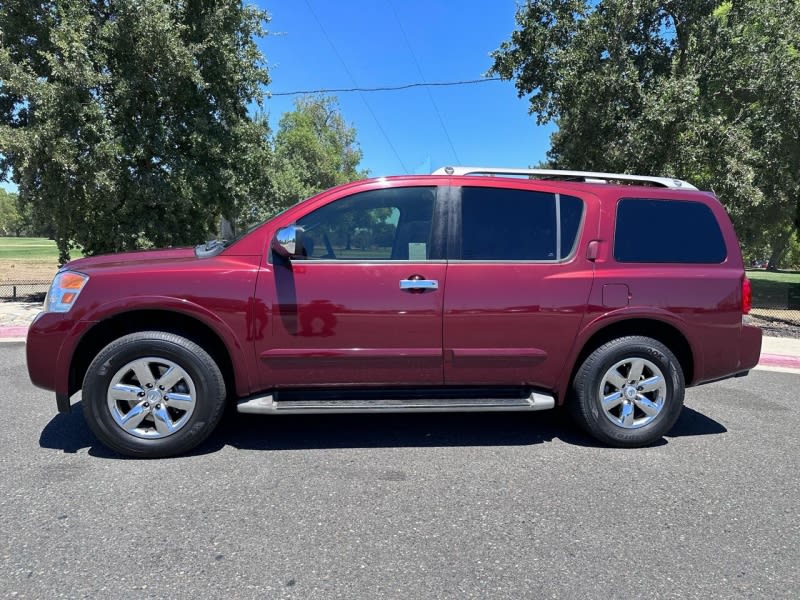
(460, 187, 584, 261)
(296, 187, 436, 261)
(614, 198, 727, 263)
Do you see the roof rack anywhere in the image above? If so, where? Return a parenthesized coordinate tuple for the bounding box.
(431, 166, 698, 190)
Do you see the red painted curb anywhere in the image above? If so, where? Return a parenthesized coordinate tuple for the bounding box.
(758, 353, 800, 369)
(0, 326, 28, 339)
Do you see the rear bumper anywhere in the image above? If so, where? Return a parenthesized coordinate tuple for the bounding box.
(739, 324, 763, 372)
(692, 323, 762, 386)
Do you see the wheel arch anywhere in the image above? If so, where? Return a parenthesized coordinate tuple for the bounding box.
(69, 310, 241, 401)
(560, 317, 695, 404)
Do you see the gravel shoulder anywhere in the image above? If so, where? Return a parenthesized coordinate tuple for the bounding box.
(747, 314, 800, 339)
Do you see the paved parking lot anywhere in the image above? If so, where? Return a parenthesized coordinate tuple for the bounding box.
(1, 342, 798, 599)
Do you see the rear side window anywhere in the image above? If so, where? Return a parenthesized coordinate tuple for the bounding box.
(614, 198, 727, 263)
(460, 187, 584, 261)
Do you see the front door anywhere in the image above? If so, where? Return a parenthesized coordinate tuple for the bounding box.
(254, 185, 446, 388)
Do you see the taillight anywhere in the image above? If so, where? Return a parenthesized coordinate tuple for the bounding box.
(742, 276, 752, 314)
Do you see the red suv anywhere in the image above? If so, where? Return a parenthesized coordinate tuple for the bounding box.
(26, 167, 762, 457)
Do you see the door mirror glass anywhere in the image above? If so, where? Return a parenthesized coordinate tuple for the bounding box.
(272, 225, 304, 259)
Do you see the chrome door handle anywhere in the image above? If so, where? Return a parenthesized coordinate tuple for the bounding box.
(400, 279, 438, 291)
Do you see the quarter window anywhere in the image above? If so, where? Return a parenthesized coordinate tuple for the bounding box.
(296, 187, 436, 261)
(614, 199, 727, 263)
(460, 187, 584, 261)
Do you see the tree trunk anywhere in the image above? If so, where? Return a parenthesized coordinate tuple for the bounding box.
(767, 230, 792, 271)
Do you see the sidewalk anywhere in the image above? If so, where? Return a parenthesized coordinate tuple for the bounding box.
(2, 301, 799, 369)
(0, 301, 43, 341)
(759, 336, 800, 370)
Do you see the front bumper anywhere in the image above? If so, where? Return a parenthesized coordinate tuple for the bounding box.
(26, 312, 93, 412)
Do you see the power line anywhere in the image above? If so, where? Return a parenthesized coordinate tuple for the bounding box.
(301, 0, 410, 174)
(386, 0, 461, 164)
(268, 78, 503, 97)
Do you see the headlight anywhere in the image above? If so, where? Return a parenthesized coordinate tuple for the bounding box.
(44, 271, 89, 313)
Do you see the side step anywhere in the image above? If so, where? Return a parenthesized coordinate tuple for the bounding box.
(237, 392, 555, 415)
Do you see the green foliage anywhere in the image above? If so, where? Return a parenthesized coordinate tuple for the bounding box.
(0, 0, 272, 264)
(490, 0, 800, 268)
(782, 233, 800, 270)
(254, 95, 366, 222)
(0, 188, 21, 235)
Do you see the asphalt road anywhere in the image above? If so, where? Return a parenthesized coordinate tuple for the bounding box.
(1, 342, 798, 599)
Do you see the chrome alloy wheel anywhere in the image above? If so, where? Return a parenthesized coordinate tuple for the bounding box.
(106, 357, 197, 439)
(598, 357, 667, 429)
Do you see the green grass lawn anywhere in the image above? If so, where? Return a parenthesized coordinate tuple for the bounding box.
(0, 237, 82, 281)
(0, 237, 84, 260)
(0, 237, 61, 260)
(747, 269, 800, 308)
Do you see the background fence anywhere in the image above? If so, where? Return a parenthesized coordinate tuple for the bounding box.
(748, 272, 800, 327)
(0, 280, 49, 302)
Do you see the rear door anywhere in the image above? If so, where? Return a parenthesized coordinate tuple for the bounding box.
(443, 182, 596, 389)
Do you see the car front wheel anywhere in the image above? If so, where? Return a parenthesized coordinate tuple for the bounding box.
(82, 331, 227, 458)
(571, 336, 685, 447)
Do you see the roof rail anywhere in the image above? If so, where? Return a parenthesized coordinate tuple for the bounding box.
(431, 166, 698, 190)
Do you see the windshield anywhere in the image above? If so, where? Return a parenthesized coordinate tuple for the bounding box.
(222, 199, 308, 248)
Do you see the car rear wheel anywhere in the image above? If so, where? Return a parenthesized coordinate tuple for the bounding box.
(571, 336, 685, 447)
(83, 331, 227, 458)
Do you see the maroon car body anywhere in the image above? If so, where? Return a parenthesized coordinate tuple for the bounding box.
(26, 171, 762, 457)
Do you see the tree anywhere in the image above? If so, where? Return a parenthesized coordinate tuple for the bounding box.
(271, 96, 366, 208)
(490, 0, 800, 268)
(0, 188, 21, 235)
(0, 0, 272, 263)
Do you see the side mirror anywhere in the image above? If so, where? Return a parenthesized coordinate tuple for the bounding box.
(272, 225, 304, 259)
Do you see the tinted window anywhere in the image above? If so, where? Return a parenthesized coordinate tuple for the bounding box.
(560, 194, 584, 258)
(296, 187, 435, 260)
(614, 199, 727, 263)
(460, 187, 583, 261)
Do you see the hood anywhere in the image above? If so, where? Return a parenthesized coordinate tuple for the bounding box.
(63, 247, 197, 273)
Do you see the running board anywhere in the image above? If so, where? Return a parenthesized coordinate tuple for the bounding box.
(237, 392, 555, 415)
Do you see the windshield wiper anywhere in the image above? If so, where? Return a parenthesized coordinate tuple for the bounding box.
(195, 239, 226, 258)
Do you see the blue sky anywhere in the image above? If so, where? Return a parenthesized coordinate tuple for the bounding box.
(1, 1, 553, 192)
(258, 0, 553, 176)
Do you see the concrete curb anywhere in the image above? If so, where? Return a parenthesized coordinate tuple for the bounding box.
(758, 353, 800, 369)
(0, 326, 28, 339)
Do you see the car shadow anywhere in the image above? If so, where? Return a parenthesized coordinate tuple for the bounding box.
(666, 405, 728, 438)
(38, 403, 120, 458)
(39, 402, 727, 458)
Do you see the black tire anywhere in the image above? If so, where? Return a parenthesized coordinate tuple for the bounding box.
(82, 331, 227, 458)
(570, 336, 685, 447)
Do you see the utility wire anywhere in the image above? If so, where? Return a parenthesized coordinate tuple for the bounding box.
(268, 78, 502, 97)
(386, 0, 461, 164)
(301, 0, 410, 174)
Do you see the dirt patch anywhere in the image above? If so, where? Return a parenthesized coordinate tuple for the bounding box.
(0, 260, 59, 282)
(747, 314, 800, 339)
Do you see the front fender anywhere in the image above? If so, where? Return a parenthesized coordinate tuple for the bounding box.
(58, 295, 254, 400)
